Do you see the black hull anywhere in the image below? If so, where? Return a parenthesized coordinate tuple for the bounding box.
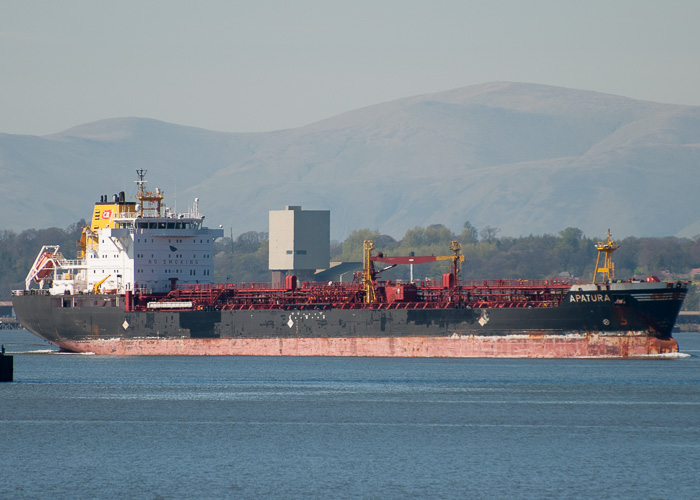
(13, 285, 686, 345)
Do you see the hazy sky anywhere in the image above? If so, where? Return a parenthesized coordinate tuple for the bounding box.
(2, 0, 700, 136)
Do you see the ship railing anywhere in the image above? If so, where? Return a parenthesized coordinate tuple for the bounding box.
(171, 279, 577, 293)
(236, 282, 285, 290)
(303, 278, 578, 289)
(176, 282, 285, 291)
(113, 211, 140, 220)
(132, 293, 568, 310)
(12, 289, 52, 296)
(119, 211, 205, 222)
(459, 278, 578, 288)
(57, 259, 86, 268)
(206, 298, 568, 311)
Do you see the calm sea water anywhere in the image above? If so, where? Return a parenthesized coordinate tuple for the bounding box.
(1, 330, 699, 500)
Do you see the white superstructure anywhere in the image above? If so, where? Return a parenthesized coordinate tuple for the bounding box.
(25, 170, 223, 295)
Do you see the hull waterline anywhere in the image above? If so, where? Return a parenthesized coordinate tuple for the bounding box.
(55, 334, 679, 358)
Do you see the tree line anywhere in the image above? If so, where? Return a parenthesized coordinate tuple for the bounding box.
(337, 224, 700, 280)
(1, 221, 698, 309)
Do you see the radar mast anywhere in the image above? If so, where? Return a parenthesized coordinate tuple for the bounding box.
(135, 169, 163, 218)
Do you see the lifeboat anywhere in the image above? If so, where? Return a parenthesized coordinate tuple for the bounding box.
(33, 252, 56, 282)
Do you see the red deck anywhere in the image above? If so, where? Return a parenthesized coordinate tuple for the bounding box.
(129, 278, 578, 312)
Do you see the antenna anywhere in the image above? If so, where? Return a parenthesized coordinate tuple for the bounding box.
(135, 169, 147, 199)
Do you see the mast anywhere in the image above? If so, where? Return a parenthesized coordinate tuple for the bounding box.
(449, 240, 463, 283)
(135, 169, 164, 218)
(593, 230, 618, 283)
(363, 240, 377, 304)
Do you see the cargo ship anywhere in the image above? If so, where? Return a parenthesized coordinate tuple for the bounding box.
(12, 172, 688, 357)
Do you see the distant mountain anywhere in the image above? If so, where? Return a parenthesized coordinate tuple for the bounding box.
(1, 82, 699, 240)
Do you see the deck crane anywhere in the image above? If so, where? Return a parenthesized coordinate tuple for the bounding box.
(93, 274, 112, 294)
(362, 240, 465, 303)
(593, 230, 618, 283)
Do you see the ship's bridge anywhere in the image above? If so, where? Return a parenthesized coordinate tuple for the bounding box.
(133, 219, 203, 230)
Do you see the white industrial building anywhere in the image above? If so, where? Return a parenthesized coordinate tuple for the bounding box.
(269, 206, 330, 282)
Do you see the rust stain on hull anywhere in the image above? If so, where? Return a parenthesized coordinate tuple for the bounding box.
(57, 335, 679, 358)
